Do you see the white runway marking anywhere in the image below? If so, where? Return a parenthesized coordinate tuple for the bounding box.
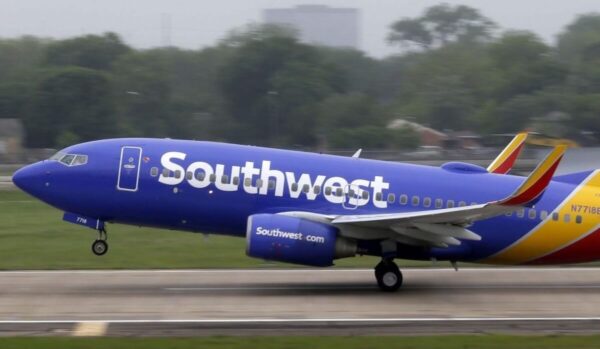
(72, 322, 108, 336)
(2, 317, 600, 324)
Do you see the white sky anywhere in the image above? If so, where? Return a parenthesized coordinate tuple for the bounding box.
(1, 0, 600, 57)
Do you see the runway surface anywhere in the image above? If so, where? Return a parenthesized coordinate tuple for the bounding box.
(1, 267, 600, 336)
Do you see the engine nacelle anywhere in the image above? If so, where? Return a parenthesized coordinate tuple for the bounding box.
(246, 214, 356, 267)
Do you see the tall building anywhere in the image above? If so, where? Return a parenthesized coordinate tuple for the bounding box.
(263, 5, 359, 49)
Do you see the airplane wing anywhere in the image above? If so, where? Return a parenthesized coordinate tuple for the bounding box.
(487, 132, 528, 174)
(280, 145, 566, 248)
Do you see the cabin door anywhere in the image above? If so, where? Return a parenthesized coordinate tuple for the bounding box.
(117, 146, 143, 192)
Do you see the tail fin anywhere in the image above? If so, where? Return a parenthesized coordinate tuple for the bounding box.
(498, 145, 567, 206)
(487, 132, 528, 174)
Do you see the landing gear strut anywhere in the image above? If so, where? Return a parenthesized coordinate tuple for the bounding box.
(92, 228, 108, 256)
(374, 259, 403, 292)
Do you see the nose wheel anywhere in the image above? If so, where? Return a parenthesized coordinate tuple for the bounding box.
(374, 260, 403, 292)
(92, 228, 108, 256)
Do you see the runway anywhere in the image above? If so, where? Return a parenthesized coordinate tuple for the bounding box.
(1, 267, 600, 336)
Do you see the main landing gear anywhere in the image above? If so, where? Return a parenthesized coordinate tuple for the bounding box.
(374, 259, 403, 292)
(92, 228, 108, 256)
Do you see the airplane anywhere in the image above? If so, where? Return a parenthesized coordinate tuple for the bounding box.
(11, 132, 599, 292)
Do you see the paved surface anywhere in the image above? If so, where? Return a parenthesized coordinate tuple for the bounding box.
(1, 268, 600, 336)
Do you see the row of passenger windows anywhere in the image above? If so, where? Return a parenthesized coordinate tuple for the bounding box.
(150, 167, 584, 224)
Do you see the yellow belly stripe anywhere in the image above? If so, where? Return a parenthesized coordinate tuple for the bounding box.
(484, 171, 600, 264)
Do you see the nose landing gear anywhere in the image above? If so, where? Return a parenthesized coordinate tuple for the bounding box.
(374, 259, 403, 292)
(92, 228, 108, 256)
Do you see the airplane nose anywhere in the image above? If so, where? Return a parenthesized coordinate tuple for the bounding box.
(12, 163, 47, 196)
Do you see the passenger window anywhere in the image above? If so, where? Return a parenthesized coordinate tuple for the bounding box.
(291, 183, 298, 192)
(423, 197, 431, 208)
(362, 191, 369, 200)
(174, 170, 182, 179)
(302, 184, 310, 193)
(540, 211, 549, 220)
(552, 212, 559, 221)
(517, 209, 525, 218)
(348, 189, 356, 197)
(221, 175, 229, 184)
(576, 215, 583, 224)
(209, 174, 216, 183)
(400, 195, 408, 205)
(564, 214, 571, 223)
(244, 178, 252, 187)
(150, 167, 159, 177)
(375, 192, 383, 201)
(268, 179, 276, 190)
(255, 179, 263, 188)
(314, 185, 321, 194)
(335, 187, 343, 197)
(325, 187, 332, 195)
(232, 176, 240, 185)
(162, 169, 170, 177)
(435, 199, 443, 208)
(505, 211, 513, 217)
(185, 171, 192, 180)
(196, 172, 206, 181)
(458, 201, 466, 207)
(528, 209, 537, 220)
(412, 196, 420, 206)
(447, 200, 455, 208)
(387, 193, 396, 204)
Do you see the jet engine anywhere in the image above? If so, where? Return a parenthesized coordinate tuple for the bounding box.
(246, 213, 356, 267)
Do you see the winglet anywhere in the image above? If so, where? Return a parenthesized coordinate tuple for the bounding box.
(487, 132, 528, 174)
(498, 145, 567, 206)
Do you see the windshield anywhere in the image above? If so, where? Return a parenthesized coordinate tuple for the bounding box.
(49, 152, 88, 167)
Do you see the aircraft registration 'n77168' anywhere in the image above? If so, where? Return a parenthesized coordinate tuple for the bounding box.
(12, 133, 600, 291)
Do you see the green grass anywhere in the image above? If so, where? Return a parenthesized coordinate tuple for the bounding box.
(1, 190, 424, 269)
(0, 336, 599, 349)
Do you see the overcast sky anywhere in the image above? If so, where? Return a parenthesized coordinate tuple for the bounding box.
(1, 0, 600, 57)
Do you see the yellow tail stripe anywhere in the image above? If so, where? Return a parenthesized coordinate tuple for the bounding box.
(485, 170, 600, 264)
(511, 146, 566, 198)
(487, 133, 528, 173)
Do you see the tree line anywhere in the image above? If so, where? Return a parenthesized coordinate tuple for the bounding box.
(0, 4, 599, 150)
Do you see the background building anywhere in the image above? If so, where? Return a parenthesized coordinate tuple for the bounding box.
(263, 5, 359, 49)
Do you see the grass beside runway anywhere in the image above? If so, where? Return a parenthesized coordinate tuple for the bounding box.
(0, 336, 599, 349)
(0, 190, 431, 269)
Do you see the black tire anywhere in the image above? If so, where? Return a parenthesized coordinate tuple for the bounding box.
(375, 261, 403, 292)
(92, 240, 108, 256)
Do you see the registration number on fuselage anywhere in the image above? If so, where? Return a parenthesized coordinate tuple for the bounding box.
(571, 204, 600, 215)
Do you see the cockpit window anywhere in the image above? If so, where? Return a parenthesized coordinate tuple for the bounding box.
(51, 153, 88, 167)
(71, 155, 88, 166)
(59, 154, 76, 166)
(49, 152, 66, 161)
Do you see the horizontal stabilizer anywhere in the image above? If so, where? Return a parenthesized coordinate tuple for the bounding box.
(487, 132, 528, 174)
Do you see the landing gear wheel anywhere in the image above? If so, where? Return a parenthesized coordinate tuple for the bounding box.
(92, 239, 108, 256)
(375, 260, 403, 292)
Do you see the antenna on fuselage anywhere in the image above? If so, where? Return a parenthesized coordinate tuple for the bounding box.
(352, 149, 362, 158)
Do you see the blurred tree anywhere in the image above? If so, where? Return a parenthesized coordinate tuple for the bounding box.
(219, 27, 345, 146)
(489, 31, 567, 99)
(0, 36, 47, 82)
(25, 67, 116, 148)
(45, 32, 130, 70)
(557, 14, 600, 66)
(388, 4, 496, 50)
